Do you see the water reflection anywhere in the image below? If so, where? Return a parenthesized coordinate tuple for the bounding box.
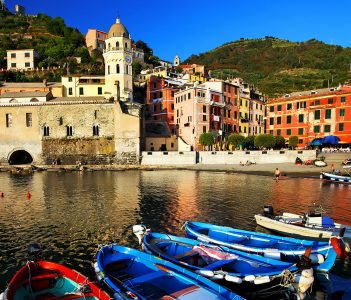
(0, 170, 350, 292)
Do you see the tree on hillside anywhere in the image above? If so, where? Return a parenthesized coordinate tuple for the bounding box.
(254, 134, 276, 149)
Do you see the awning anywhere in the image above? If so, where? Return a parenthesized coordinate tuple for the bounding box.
(322, 135, 340, 145)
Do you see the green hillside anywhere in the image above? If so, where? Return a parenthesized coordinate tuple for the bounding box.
(185, 37, 351, 97)
(0, 7, 102, 81)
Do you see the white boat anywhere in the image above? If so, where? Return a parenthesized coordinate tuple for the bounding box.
(255, 206, 351, 242)
(320, 166, 351, 184)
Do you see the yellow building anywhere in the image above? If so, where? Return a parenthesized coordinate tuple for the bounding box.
(61, 75, 105, 97)
(238, 82, 250, 136)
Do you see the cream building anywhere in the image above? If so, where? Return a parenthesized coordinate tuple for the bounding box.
(0, 18, 141, 166)
(7, 49, 39, 71)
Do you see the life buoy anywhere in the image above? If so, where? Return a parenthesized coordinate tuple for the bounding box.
(330, 236, 350, 259)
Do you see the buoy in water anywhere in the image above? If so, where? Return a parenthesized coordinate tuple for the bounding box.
(26, 192, 31, 199)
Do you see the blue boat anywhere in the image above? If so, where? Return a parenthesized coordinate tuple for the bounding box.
(94, 244, 243, 300)
(185, 221, 336, 270)
(139, 230, 336, 280)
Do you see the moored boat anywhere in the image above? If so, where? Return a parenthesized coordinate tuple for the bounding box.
(320, 171, 351, 184)
(136, 228, 333, 286)
(94, 243, 243, 300)
(185, 221, 340, 261)
(255, 205, 351, 246)
(1, 261, 111, 300)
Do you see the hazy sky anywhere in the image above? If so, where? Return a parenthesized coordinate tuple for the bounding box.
(5, 0, 351, 62)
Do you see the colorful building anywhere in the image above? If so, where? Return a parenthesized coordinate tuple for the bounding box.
(249, 88, 266, 136)
(6, 49, 39, 71)
(85, 29, 108, 54)
(267, 86, 351, 146)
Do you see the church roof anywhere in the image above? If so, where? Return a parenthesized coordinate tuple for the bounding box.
(107, 18, 129, 38)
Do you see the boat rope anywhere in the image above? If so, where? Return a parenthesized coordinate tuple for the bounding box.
(180, 222, 186, 231)
(279, 269, 295, 287)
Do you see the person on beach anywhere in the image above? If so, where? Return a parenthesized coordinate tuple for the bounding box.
(274, 168, 281, 181)
(330, 164, 335, 174)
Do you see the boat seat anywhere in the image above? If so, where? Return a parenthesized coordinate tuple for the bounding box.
(124, 271, 164, 287)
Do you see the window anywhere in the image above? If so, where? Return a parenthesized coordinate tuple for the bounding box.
(25, 62, 30, 67)
(98, 87, 102, 95)
(314, 110, 320, 120)
(43, 125, 50, 136)
(93, 125, 99, 136)
(325, 109, 331, 119)
(11, 63, 16, 68)
(328, 98, 333, 104)
(6, 113, 12, 127)
(203, 126, 206, 133)
(203, 105, 206, 113)
(287, 103, 292, 110)
(277, 116, 281, 124)
(108, 65, 110, 75)
(234, 111, 237, 119)
(66, 125, 73, 136)
(68, 77, 72, 82)
(277, 129, 281, 136)
(339, 123, 344, 131)
(287, 129, 291, 135)
(116, 64, 120, 73)
(340, 108, 345, 117)
(94, 110, 98, 119)
(203, 115, 207, 121)
(11, 53, 16, 58)
(125, 42, 128, 48)
(68, 87, 73, 95)
(270, 106, 274, 112)
(79, 87, 84, 95)
(341, 96, 346, 103)
(298, 139, 303, 144)
(270, 117, 274, 125)
(314, 125, 320, 133)
(315, 100, 320, 105)
(171, 104, 174, 110)
(269, 130, 273, 135)
(298, 114, 304, 123)
(324, 125, 331, 133)
(277, 105, 282, 111)
(26, 113, 32, 127)
(286, 115, 292, 124)
(25, 52, 30, 58)
(298, 128, 303, 135)
(116, 41, 119, 48)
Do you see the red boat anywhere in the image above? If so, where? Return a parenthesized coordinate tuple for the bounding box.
(1, 260, 112, 300)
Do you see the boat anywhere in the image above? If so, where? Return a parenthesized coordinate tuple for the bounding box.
(94, 243, 243, 300)
(1, 244, 111, 300)
(255, 206, 351, 247)
(184, 220, 343, 261)
(135, 228, 330, 287)
(320, 165, 351, 184)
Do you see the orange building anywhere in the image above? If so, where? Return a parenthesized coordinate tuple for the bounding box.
(85, 29, 107, 54)
(146, 76, 182, 135)
(267, 86, 351, 146)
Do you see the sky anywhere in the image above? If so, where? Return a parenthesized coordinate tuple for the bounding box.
(4, 0, 351, 62)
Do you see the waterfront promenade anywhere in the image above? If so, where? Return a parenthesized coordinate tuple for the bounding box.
(0, 152, 349, 178)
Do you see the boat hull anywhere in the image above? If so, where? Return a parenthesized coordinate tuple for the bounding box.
(95, 244, 242, 300)
(1, 260, 111, 300)
(320, 172, 351, 184)
(185, 221, 333, 260)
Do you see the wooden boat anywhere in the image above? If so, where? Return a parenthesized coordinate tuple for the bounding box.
(255, 205, 351, 245)
(184, 221, 339, 261)
(137, 230, 333, 287)
(94, 244, 243, 300)
(1, 260, 111, 300)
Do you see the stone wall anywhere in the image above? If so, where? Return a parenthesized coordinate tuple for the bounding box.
(141, 151, 197, 165)
(42, 137, 116, 164)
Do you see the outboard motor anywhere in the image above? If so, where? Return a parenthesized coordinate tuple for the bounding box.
(263, 205, 274, 217)
(132, 225, 148, 245)
(27, 243, 42, 262)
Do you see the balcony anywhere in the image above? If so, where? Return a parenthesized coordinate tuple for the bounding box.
(103, 47, 132, 54)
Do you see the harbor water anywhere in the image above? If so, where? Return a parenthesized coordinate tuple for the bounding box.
(0, 170, 350, 294)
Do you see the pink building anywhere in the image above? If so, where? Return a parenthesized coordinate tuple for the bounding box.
(174, 82, 225, 150)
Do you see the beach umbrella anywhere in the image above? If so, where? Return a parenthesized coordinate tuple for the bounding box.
(322, 135, 340, 145)
(312, 140, 323, 146)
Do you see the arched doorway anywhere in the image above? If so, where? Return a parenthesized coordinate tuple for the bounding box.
(8, 150, 33, 165)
